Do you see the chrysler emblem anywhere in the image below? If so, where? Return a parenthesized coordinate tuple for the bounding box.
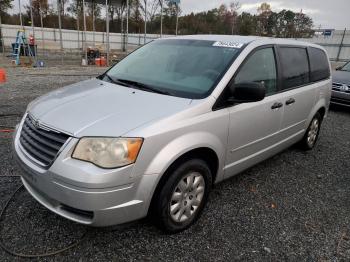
(340, 84, 349, 91)
(30, 118, 40, 129)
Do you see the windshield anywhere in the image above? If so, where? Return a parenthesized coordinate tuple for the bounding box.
(105, 39, 242, 99)
(340, 61, 350, 72)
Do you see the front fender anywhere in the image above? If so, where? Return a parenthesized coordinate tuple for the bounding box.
(144, 131, 226, 183)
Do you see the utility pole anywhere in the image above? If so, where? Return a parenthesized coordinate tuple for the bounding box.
(39, 2, 45, 53)
(76, 4, 80, 49)
(0, 14, 5, 55)
(29, 0, 35, 37)
(57, 0, 63, 64)
(92, 0, 95, 46)
(82, 0, 87, 63)
(175, 2, 179, 35)
(106, 0, 110, 66)
(336, 28, 347, 61)
(57, 0, 63, 50)
(160, 0, 163, 37)
(121, 8, 124, 51)
(144, 0, 147, 44)
(19, 0, 23, 27)
(126, 0, 129, 53)
(231, 17, 235, 35)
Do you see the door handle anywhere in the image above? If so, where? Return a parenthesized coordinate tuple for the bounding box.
(271, 102, 283, 109)
(286, 98, 296, 105)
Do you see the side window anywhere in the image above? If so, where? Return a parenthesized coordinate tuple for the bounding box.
(308, 47, 330, 82)
(279, 47, 310, 90)
(235, 48, 277, 96)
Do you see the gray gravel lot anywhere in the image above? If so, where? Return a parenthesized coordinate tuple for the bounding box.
(0, 65, 350, 261)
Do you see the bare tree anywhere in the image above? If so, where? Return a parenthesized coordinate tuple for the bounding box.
(165, 0, 181, 35)
(148, 0, 161, 23)
(115, 0, 126, 32)
(228, 1, 240, 34)
(257, 2, 272, 35)
(25, 0, 49, 25)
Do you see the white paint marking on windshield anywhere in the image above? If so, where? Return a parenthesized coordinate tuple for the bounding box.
(212, 41, 244, 49)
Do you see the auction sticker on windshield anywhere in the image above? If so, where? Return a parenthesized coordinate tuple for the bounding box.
(213, 41, 244, 48)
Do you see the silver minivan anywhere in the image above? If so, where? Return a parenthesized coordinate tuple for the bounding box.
(13, 35, 331, 233)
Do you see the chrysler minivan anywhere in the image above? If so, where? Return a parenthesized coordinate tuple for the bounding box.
(13, 35, 331, 233)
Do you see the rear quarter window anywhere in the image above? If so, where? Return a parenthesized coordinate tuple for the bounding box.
(308, 47, 330, 82)
(279, 47, 310, 90)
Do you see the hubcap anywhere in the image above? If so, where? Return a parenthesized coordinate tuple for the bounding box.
(169, 172, 205, 223)
(307, 118, 319, 147)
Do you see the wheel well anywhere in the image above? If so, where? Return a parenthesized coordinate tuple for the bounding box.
(148, 147, 219, 214)
(317, 107, 326, 120)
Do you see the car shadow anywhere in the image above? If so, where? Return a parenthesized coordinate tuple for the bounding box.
(329, 104, 350, 113)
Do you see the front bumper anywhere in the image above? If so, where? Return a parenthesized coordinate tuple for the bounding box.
(331, 90, 350, 107)
(13, 120, 158, 226)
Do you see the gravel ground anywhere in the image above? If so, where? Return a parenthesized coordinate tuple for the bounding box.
(1, 64, 350, 261)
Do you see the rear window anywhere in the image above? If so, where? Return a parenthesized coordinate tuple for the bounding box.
(308, 47, 330, 82)
(279, 47, 310, 90)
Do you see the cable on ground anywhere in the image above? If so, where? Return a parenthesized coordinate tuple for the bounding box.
(0, 184, 90, 258)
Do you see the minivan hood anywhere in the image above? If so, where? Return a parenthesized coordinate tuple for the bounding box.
(332, 70, 350, 85)
(28, 79, 192, 137)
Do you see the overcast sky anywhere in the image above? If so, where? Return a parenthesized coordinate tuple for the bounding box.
(11, 0, 349, 29)
(180, 0, 349, 29)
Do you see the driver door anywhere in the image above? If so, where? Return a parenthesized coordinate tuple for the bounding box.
(224, 46, 284, 178)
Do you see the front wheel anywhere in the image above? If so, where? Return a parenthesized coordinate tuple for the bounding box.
(151, 159, 212, 233)
(299, 112, 322, 150)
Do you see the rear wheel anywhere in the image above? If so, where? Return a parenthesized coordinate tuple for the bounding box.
(299, 112, 322, 150)
(151, 159, 212, 233)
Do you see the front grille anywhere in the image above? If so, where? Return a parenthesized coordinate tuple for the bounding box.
(332, 82, 350, 93)
(19, 115, 70, 167)
(331, 97, 350, 106)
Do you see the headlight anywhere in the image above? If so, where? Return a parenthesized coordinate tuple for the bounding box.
(72, 137, 143, 168)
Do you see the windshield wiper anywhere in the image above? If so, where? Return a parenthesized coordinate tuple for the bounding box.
(115, 78, 172, 96)
(103, 74, 129, 87)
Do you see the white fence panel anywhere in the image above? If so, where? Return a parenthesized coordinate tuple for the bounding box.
(1, 24, 349, 60)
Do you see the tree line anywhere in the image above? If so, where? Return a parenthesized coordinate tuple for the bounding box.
(0, 0, 314, 38)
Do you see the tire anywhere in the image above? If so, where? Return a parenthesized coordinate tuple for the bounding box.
(151, 159, 212, 233)
(299, 112, 322, 150)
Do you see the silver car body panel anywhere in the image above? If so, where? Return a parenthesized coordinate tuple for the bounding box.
(13, 35, 332, 226)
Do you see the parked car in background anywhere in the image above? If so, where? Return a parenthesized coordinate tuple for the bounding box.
(13, 35, 331, 233)
(332, 61, 350, 107)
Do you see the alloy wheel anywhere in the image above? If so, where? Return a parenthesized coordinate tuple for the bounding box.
(169, 172, 205, 223)
(307, 118, 319, 147)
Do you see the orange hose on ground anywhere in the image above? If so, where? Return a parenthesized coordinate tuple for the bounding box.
(0, 68, 6, 83)
(0, 129, 14, 133)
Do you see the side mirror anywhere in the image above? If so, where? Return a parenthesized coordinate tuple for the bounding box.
(335, 66, 342, 71)
(229, 82, 266, 103)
